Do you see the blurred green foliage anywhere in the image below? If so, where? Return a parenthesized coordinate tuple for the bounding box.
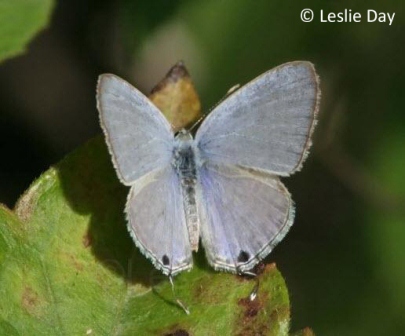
(0, 0, 54, 62)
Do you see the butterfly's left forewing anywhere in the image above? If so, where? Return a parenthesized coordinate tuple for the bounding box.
(196, 163, 294, 273)
(195, 61, 319, 176)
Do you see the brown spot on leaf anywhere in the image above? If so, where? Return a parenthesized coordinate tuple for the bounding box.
(71, 256, 84, 271)
(163, 329, 190, 336)
(22, 286, 39, 311)
(82, 231, 92, 248)
(238, 295, 262, 319)
(62, 252, 84, 272)
(236, 290, 270, 336)
(159, 324, 191, 336)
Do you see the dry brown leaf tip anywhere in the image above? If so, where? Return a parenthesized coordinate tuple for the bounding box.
(149, 61, 202, 132)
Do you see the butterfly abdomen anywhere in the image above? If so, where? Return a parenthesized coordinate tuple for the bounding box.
(173, 131, 200, 251)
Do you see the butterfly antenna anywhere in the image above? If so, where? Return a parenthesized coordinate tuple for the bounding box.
(169, 275, 190, 315)
(188, 114, 206, 133)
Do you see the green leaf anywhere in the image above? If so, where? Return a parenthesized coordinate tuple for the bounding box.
(0, 136, 292, 335)
(0, 0, 55, 63)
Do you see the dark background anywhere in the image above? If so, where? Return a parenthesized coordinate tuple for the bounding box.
(1, 1, 404, 335)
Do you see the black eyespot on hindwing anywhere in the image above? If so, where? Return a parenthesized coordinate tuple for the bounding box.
(162, 255, 170, 266)
(237, 250, 250, 263)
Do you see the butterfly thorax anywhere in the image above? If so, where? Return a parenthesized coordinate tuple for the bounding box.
(173, 130, 200, 251)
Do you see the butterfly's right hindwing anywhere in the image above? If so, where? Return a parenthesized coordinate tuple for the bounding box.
(126, 166, 192, 276)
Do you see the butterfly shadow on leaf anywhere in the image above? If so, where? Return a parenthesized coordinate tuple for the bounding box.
(57, 136, 159, 287)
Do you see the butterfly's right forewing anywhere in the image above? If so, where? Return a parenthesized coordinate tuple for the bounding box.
(97, 74, 174, 185)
